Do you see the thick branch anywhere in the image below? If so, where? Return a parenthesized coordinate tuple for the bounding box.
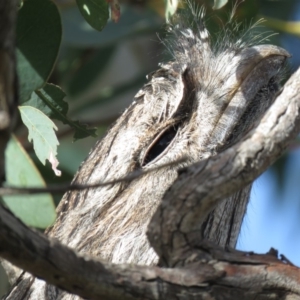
(2, 203, 300, 300)
(148, 67, 300, 267)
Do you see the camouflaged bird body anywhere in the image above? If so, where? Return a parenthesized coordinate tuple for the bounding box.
(5, 4, 289, 300)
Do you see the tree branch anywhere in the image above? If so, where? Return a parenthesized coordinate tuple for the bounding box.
(0, 0, 18, 179)
(0, 0, 19, 286)
(2, 203, 300, 300)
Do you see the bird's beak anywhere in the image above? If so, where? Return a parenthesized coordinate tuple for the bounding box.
(235, 45, 290, 84)
(211, 45, 290, 148)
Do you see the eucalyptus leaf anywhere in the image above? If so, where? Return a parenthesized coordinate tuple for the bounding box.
(24, 84, 68, 119)
(17, 0, 62, 103)
(3, 135, 56, 229)
(165, 0, 179, 22)
(76, 0, 109, 31)
(19, 106, 61, 176)
(23, 84, 97, 140)
(213, 0, 228, 10)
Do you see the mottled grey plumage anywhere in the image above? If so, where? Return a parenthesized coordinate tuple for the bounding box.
(5, 4, 288, 300)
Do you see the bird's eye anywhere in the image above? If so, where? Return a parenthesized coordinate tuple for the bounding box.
(142, 125, 179, 167)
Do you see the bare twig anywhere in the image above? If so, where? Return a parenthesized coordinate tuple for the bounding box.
(0, 157, 187, 196)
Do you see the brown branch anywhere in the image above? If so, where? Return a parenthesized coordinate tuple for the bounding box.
(0, 0, 19, 287)
(148, 66, 300, 267)
(0, 0, 18, 180)
(2, 202, 300, 300)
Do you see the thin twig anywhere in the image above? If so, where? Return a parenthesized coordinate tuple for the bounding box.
(0, 157, 187, 196)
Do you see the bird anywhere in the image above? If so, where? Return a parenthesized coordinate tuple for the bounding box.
(4, 2, 289, 299)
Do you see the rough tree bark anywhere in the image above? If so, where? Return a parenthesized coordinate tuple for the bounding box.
(1, 3, 300, 300)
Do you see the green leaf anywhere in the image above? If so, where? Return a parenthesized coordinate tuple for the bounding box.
(3, 135, 56, 229)
(76, 0, 109, 31)
(24, 84, 68, 120)
(165, 0, 179, 22)
(17, 0, 62, 103)
(23, 84, 97, 140)
(19, 106, 61, 176)
(213, 0, 228, 10)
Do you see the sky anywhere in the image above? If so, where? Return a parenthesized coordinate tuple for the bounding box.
(236, 1, 300, 265)
(237, 153, 300, 266)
